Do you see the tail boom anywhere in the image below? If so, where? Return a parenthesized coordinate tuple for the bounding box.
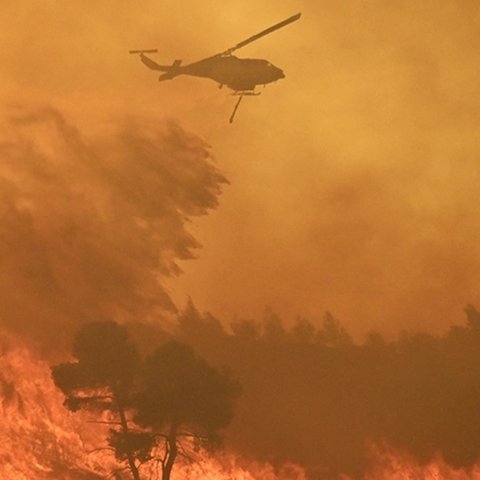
(130, 50, 182, 73)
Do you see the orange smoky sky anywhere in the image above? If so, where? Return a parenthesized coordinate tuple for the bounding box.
(1, 0, 480, 339)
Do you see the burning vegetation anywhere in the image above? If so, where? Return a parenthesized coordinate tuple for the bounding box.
(5, 311, 480, 480)
(0, 333, 106, 479)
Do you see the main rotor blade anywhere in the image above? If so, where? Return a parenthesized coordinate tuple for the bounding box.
(225, 13, 301, 54)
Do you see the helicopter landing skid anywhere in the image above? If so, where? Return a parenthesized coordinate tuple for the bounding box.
(232, 91, 261, 96)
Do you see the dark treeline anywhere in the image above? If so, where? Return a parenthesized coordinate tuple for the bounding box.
(130, 302, 480, 479)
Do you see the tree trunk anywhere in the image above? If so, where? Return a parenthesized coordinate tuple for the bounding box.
(113, 388, 142, 480)
(162, 424, 178, 480)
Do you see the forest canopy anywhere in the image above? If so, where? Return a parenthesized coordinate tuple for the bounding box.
(152, 302, 480, 479)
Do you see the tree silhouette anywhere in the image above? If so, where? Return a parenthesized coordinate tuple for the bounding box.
(135, 341, 240, 480)
(52, 323, 240, 480)
(52, 321, 143, 480)
(316, 311, 352, 347)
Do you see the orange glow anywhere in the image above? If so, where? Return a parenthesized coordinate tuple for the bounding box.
(0, 334, 113, 478)
(0, 333, 306, 479)
(2, 1, 480, 337)
(2, 334, 480, 479)
(2, 2, 480, 479)
(364, 445, 480, 480)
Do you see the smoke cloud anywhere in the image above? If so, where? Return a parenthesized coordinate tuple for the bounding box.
(0, 106, 226, 348)
(3, 0, 480, 337)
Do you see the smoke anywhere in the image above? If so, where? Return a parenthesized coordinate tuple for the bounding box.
(4, 0, 480, 337)
(169, 0, 480, 337)
(0, 105, 226, 348)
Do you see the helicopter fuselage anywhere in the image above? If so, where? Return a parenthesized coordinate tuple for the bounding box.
(131, 12, 300, 121)
(163, 55, 285, 92)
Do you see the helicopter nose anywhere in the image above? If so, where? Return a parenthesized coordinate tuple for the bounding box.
(277, 68, 285, 79)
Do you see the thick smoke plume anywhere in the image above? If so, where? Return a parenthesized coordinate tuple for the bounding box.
(0, 106, 226, 348)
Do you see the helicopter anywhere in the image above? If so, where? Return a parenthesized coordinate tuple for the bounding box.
(129, 13, 301, 122)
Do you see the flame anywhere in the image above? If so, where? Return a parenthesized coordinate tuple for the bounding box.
(0, 334, 305, 480)
(1, 334, 480, 480)
(363, 445, 480, 480)
(0, 334, 111, 479)
(151, 455, 306, 480)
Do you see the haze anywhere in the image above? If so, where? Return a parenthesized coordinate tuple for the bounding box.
(2, 0, 480, 338)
